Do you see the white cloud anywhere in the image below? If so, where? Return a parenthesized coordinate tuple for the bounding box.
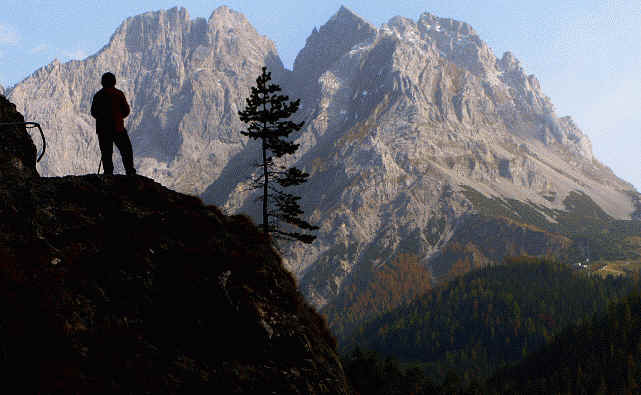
(0, 24, 19, 46)
(30, 44, 49, 54)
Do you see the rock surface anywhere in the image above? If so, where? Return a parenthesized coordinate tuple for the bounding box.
(6, 6, 640, 314)
(8, 6, 284, 195)
(210, 7, 640, 308)
(0, 95, 38, 179)
(0, 94, 350, 394)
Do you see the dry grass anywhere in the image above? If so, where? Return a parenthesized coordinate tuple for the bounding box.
(592, 260, 641, 278)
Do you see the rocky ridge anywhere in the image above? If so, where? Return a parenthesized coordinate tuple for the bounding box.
(0, 94, 350, 394)
(8, 6, 283, 195)
(209, 7, 639, 308)
(6, 6, 640, 315)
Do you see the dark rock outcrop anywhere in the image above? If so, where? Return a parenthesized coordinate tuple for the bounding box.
(0, 95, 38, 179)
(0, 96, 350, 393)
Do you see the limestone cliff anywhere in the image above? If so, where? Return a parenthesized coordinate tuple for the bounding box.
(209, 7, 640, 309)
(7, 6, 640, 318)
(8, 6, 284, 195)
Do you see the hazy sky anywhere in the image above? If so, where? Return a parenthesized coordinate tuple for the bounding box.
(0, 0, 639, 190)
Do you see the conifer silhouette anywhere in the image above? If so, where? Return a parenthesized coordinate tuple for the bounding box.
(239, 67, 318, 244)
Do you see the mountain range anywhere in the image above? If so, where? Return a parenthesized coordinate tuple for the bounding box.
(6, 5, 640, 318)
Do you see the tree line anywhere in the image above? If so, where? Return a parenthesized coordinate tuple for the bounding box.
(488, 288, 641, 394)
(342, 257, 639, 385)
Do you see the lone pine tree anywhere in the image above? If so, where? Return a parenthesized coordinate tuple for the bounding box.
(239, 67, 318, 244)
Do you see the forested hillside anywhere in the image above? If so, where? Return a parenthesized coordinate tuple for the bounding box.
(488, 289, 641, 394)
(342, 257, 638, 384)
(321, 254, 432, 340)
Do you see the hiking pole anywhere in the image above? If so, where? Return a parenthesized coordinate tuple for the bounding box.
(97, 158, 102, 174)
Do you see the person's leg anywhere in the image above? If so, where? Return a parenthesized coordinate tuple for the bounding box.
(113, 130, 136, 175)
(97, 131, 114, 175)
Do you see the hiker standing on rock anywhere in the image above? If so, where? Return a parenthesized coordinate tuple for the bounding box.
(90, 72, 136, 175)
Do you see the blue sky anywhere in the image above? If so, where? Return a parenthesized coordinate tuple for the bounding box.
(0, 1, 639, 190)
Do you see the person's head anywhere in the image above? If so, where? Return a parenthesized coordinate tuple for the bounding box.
(101, 72, 116, 88)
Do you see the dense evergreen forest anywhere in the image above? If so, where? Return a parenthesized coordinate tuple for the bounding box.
(487, 288, 641, 394)
(342, 257, 639, 385)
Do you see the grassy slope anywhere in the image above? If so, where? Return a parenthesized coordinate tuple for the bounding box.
(462, 187, 641, 264)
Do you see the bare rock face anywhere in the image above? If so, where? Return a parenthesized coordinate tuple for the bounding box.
(0, 96, 350, 394)
(8, 6, 284, 195)
(211, 8, 639, 309)
(290, 6, 377, 107)
(7, 6, 640, 320)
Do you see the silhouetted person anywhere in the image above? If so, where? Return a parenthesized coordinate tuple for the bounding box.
(90, 72, 136, 175)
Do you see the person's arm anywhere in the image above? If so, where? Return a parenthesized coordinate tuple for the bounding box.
(90, 93, 98, 119)
(120, 91, 130, 118)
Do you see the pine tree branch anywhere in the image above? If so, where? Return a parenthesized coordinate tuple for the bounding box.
(237, 66, 317, 244)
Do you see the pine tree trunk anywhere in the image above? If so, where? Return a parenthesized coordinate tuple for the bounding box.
(262, 138, 268, 235)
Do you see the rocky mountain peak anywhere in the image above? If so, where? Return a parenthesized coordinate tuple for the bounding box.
(7, 6, 638, 325)
(418, 12, 477, 37)
(112, 6, 189, 38)
(291, 6, 377, 101)
(208, 5, 255, 31)
(251, 8, 637, 310)
(499, 51, 521, 71)
(108, 6, 204, 55)
(331, 5, 373, 27)
(379, 12, 494, 83)
(385, 15, 418, 36)
(43, 58, 61, 72)
(8, 6, 283, 195)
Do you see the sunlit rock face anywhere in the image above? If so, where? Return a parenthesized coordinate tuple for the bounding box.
(8, 6, 284, 195)
(208, 7, 638, 309)
(7, 6, 639, 313)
